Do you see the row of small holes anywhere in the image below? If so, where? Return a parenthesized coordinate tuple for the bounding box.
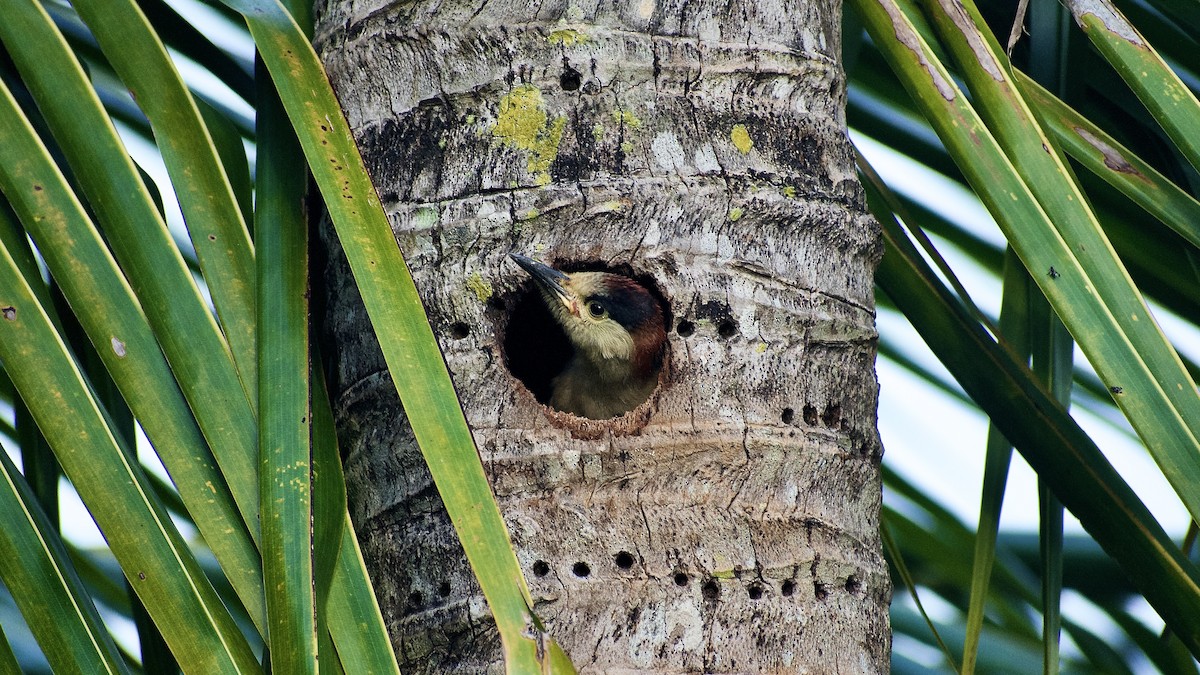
(530, 553, 821, 601)
(781, 404, 844, 428)
(674, 319, 737, 339)
(530, 553, 635, 578)
(407, 581, 455, 608)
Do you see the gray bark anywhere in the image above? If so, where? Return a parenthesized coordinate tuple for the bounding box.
(314, 0, 890, 671)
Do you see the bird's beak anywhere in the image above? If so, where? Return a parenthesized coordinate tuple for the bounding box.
(510, 253, 576, 312)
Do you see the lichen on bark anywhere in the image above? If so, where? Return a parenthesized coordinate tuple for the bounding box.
(314, 0, 891, 671)
(491, 84, 567, 186)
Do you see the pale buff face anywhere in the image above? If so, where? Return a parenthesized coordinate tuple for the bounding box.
(541, 271, 637, 366)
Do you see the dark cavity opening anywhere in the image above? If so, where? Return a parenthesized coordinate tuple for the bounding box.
(781, 407, 795, 424)
(781, 580, 796, 597)
(717, 320, 738, 338)
(614, 551, 635, 569)
(747, 584, 764, 600)
(532, 560, 550, 577)
(437, 581, 452, 597)
(449, 322, 470, 339)
(676, 319, 695, 337)
(701, 580, 720, 600)
(674, 572, 689, 587)
(572, 562, 591, 578)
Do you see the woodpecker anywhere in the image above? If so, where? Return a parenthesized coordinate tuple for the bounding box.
(510, 253, 666, 420)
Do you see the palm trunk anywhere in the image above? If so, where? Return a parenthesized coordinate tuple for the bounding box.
(315, 0, 890, 671)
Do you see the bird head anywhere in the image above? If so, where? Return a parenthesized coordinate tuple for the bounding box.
(509, 253, 666, 382)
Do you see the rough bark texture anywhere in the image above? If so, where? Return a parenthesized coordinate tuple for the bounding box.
(314, 0, 890, 671)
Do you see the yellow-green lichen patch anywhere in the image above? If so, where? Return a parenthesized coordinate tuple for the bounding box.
(611, 110, 642, 127)
(491, 84, 567, 186)
(466, 272, 493, 302)
(731, 124, 754, 154)
(620, 140, 635, 154)
(728, 207, 744, 222)
(783, 185, 796, 199)
(548, 28, 589, 46)
(592, 122, 605, 141)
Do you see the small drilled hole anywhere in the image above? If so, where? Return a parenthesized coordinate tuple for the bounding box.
(572, 562, 591, 578)
(560, 68, 582, 91)
(748, 584, 764, 600)
(532, 560, 550, 577)
(781, 580, 796, 597)
(802, 404, 819, 425)
(449, 322, 470, 339)
(674, 572, 689, 587)
(676, 319, 695, 337)
(814, 582, 828, 600)
(614, 551, 635, 569)
(408, 591, 424, 608)
(845, 575, 861, 594)
(717, 320, 737, 338)
(438, 581, 451, 597)
(701, 580, 720, 600)
(781, 407, 794, 424)
(822, 404, 842, 427)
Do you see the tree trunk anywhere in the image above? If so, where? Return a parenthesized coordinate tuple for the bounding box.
(314, 0, 890, 671)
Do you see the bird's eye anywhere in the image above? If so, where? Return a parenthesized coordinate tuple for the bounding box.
(587, 301, 607, 319)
